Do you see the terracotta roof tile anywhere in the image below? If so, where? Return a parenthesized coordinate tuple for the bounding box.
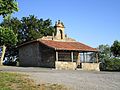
(39, 40, 97, 52)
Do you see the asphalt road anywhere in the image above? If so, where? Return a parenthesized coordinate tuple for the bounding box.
(0, 66, 120, 90)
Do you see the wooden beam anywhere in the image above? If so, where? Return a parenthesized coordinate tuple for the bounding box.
(96, 52, 99, 63)
(86, 52, 88, 62)
(71, 52, 73, 62)
(77, 52, 80, 65)
(83, 52, 85, 63)
(56, 51, 58, 61)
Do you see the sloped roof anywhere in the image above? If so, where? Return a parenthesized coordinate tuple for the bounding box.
(39, 40, 97, 52)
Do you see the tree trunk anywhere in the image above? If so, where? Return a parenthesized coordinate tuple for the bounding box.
(0, 45, 6, 65)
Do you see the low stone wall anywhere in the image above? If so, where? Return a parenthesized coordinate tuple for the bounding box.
(55, 61, 76, 70)
(82, 63, 100, 71)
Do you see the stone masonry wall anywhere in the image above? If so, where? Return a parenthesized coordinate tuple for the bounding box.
(82, 63, 100, 71)
(55, 61, 76, 70)
(19, 42, 41, 67)
(19, 42, 55, 68)
(39, 43, 55, 68)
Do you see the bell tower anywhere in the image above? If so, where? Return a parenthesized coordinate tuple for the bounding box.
(54, 20, 65, 40)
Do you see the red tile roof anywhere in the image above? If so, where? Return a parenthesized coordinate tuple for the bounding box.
(39, 40, 97, 52)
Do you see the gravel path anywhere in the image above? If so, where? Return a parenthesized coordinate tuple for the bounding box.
(0, 66, 120, 90)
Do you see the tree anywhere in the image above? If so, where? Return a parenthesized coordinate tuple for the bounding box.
(111, 40, 120, 57)
(0, 17, 22, 44)
(0, 27, 18, 64)
(0, 27, 17, 46)
(98, 44, 111, 61)
(1, 15, 54, 44)
(0, 0, 19, 65)
(98, 43, 120, 71)
(21, 15, 54, 43)
(0, 0, 18, 18)
(98, 44, 111, 70)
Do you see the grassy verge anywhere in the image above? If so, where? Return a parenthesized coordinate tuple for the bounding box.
(0, 72, 69, 90)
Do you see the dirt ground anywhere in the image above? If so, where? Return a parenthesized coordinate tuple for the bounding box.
(0, 66, 120, 90)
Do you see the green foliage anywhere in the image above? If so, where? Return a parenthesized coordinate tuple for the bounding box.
(0, 0, 18, 18)
(1, 17, 22, 34)
(0, 27, 18, 46)
(111, 40, 120, 57)
(1, 17, 22, 44)
(21, 15, 54, 42)
(0, 0, 19, 61)
(98, 44, 111, 70)
(0, 18, 20, 58)
(98, 43, 120, 71)
(1, 15, 54, 44)
(105, 58, 120, 71)
(98, 44, 111, 62)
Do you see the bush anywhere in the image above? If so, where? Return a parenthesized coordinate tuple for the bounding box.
(100, 58, 120, 71)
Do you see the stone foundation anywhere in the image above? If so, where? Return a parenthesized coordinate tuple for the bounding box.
(82, 63, 100, 71)
(55, 61, 76, 70)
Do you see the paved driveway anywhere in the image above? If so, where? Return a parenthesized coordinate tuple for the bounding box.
(0, 66, 120, 90)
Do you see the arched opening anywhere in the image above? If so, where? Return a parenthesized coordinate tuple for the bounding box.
(60, 30, 63, 39)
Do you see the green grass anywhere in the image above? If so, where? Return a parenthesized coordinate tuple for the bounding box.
(0, 72, 69, 90)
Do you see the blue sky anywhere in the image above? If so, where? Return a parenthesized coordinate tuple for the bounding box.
(0, 0, 120, 47)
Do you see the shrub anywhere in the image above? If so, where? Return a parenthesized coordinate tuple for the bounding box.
(100, 58, 120, 71)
